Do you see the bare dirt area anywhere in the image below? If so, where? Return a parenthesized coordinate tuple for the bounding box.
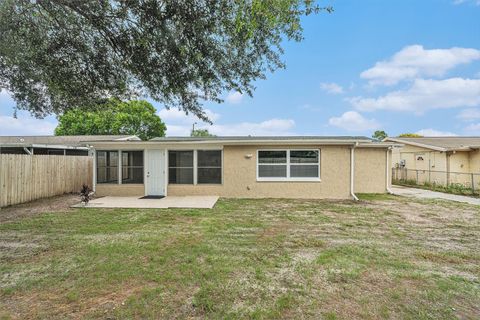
(0, 194, 80, 223)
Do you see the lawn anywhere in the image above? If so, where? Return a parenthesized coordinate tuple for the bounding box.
(1, 195, 479, 319)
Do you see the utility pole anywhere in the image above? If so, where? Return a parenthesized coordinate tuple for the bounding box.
(192, 122, 197, 134)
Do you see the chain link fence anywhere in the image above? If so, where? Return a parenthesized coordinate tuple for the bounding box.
(392, 167, 480, 196)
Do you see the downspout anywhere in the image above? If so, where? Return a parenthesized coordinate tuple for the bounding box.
(386, 146, 394, 194)
(350, 142, 359, 201)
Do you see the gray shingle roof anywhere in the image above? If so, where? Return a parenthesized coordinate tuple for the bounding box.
(0, 135, 138, 146)
(150, 136, 373, 142)
(385, 137, 480, 151)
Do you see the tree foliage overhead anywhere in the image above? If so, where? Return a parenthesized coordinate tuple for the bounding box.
(191, 129, 216, 137)
(372, 130, 387, 141)
(0, 0, 331, 121)
(398, 133, 423, 138)
(54, 99, 166, 140)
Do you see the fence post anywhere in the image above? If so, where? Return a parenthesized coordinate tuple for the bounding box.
(416, 170, 419, 185)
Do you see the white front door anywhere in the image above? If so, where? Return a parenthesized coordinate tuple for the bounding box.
(145, 149, 166, 196)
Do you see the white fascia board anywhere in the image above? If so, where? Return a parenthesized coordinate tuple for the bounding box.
(87, 139, 372, 148)
(383, 138, 447, 152)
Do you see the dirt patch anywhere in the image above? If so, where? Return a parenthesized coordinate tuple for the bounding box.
(0, 194, 80, 223)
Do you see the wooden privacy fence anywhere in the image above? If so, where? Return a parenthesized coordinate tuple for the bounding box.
(0, 154, 93, 207)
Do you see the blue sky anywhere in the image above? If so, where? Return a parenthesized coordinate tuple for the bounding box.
(1, 0, 479, 137)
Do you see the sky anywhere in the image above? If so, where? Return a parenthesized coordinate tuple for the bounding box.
(1, 0, 479, 137)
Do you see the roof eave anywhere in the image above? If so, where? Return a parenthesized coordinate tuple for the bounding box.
(383, 138, 447, 152)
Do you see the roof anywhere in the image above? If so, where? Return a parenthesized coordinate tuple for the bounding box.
(0, 135, 140, 147)
(384, 137, 480, 152)
(150, 136, 374, 142)
(84, 135, 397, 148)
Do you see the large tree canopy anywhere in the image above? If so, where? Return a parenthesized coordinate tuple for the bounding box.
(0, 0, 331, 121)
(54, 99, 166, 140)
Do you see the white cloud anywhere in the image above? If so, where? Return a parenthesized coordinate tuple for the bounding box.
(320, 82, 344, 94)
(465, 123, 480, 134)
(0, 113, 57, 135)
(225, 91, 244, 104)
(328, 111, 380, 132)
(208, 119, 295, 136)
(157, 108, 221, 136)
(158, 108, 220, 123)
(415, 129, 457, 137)
(453, 0, 480, 5)
(361, 45, 480, 86)
(349, 78, 480, 113)
(456, 108, 480, 121)
(166, 118, 296, 136)
(158, 107, 294, 136)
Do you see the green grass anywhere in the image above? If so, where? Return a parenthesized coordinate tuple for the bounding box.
(0, 197, 479, 319)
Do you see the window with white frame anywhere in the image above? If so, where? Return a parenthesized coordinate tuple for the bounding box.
(257, 149, 320, 181)
(168, 150, 222, 184)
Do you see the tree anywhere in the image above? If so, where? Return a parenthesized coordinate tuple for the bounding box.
(191, 129, 216, 137)
(372, 130, 387, 141)
(398, 133, 423, 138)
(54, 99, 166, 140)
(0, 1, 332, 121)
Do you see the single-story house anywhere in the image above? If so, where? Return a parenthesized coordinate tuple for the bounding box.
(0, 135, 139, 156)
(86, 136, 396, 199)
(384, 136, 480, 185)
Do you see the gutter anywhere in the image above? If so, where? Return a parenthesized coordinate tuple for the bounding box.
(386, 146, 394, 194)
(350, 142, 359, 201)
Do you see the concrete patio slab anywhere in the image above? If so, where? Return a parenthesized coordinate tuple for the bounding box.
(72, 196, 219, 209)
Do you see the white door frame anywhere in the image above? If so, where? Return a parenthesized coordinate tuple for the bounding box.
(144, 149, 167, 196)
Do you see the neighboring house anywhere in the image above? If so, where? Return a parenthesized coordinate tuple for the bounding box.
(86, 136, 396, 199)
(384, 137, 480, 185)
(0, 135, 140, 156)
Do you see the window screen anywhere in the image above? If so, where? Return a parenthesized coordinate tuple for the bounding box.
(168, 151, 194, 184)
(197, 150, 222, 184)
(121, 151, 144, 184)
(97, 151, 118, 184)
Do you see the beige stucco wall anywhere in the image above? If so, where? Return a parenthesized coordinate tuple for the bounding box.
(168, 145, 349, 199)
(391, 144, 447, 171)
(449, 152, 470, 173)
(95, 184, 144, 197)
(95, 145, 389, 199)
(354, 148, 387, 193)
(390, 143, 480, 185)
(469, 150, 480, 173)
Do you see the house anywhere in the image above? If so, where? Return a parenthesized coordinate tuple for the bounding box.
(0, 135, 140, 156)
(384, 136, 480, 185)
(85, 136, 396, 199)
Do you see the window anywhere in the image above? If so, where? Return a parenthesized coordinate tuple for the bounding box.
(290, 150, 319, 178)
(168, 150, 223, 184)
(257, 149, 320, 181)
(197, 150, 222, 184)
(169, 151, 194, 184)
(122, 151, 144, 184)
(97, 151, 118, 184)
(258, 151, 287, 178)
